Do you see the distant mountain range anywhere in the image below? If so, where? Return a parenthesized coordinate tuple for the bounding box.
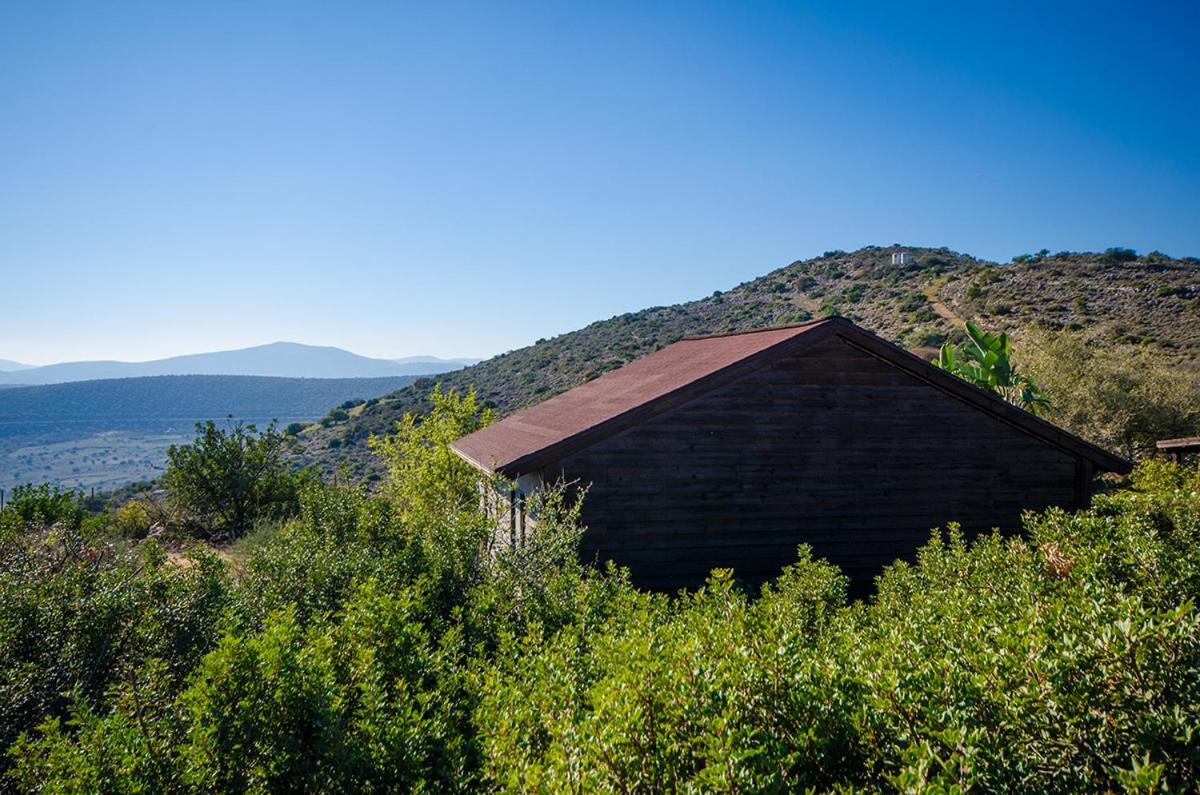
(0, 342, 477, 386)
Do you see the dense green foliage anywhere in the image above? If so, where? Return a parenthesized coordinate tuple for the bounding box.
(0, 500, 235, 784)
(1023, 329, 1200, 459)
(1, 392, 1198, 791)
(164, 421, 308, 539)
(933, 321, 1050, 414)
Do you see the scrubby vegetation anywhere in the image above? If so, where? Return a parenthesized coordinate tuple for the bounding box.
(163, 420, 309, 540)
(1023, 329, 1200, 459)
(296, 245, 1200, 481)
(2, 393, 1198, 791)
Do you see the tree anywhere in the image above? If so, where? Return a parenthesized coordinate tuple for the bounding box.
(1099, 247, 1138, 264)
(369, 386, 494, 528)
(164, 420, 304, 539)
(1021, 329, 1200, 459)
(933, 321, 1050, 414)
(0, 483, 83, 534)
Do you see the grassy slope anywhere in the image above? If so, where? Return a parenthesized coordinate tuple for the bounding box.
(295, 245, 1200, 480)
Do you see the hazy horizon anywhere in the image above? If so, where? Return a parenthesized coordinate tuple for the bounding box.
(3, 2, 1197, 365)
(0, 341, 483, 370)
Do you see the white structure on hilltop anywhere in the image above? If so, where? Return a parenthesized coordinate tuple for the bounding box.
(891, 251, 911, 265)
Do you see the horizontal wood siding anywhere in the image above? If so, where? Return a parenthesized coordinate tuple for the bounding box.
(555, 333, 1080, 592)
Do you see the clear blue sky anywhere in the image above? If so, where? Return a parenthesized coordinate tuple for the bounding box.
(2, 1, 1197, 365)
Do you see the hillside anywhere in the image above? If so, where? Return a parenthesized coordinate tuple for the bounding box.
(0, 359, 32, 372)
(295, 245, 1200, 480)
(0, 342, 468, 386)
(0, 374, 417, 491)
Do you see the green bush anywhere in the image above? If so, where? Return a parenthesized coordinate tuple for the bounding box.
(0, 530, 235, 773)
(0, 484, 83, 535)
(112, 500, 152, 539)
(321, 409, 350, 426)
(908, 305, 938, 323)
(175, 587, 452, 792)
(477, 463, 1200, 792)
(1100, 247, 1138, 264)
(841, 283, 867, 303)
(5, 395, 1200, 792)
(164, 420, 307, 539)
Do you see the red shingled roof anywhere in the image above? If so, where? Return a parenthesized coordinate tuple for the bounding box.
(452, 321, 830, 475)
(451, 317, 1131, 477)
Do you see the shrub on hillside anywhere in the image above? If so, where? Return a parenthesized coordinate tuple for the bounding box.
(1100, 247, 1139, 264)
(164, 420, 307, 539)
(321, 409, 350, 426)
(0, 484, 83, 536)
(112, 499, 153, 539)
(1023, 329, 1200, 459)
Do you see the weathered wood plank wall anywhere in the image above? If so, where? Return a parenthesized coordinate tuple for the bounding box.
(552, 333, 1081, 592)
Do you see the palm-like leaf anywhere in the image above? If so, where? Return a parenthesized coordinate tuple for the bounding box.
(931, 322, 1051, 416)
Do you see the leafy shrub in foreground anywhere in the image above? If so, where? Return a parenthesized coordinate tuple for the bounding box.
(177, 585, 455, 792)
(5, 403, 1199, 792)
(479, 551, 860, 793)
(477, 463, 1200, 792)
(0, 528, 235, 774)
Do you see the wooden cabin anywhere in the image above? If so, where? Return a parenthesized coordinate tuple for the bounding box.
(452, 318, 1129, 591)
(1157, 436, 1200, 464)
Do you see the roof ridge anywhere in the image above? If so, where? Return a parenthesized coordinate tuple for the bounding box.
(452, 317, 1131, 477)
(452, 322, 833, 474)
(680, 317, 832, 341)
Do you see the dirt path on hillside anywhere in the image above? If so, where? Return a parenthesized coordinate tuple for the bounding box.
(923, 282, 967, 327)
(166, 544, 237, 570)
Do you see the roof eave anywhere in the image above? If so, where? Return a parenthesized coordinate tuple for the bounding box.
(449, 443, 499, 475)
(829, 320, 1133, 475)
